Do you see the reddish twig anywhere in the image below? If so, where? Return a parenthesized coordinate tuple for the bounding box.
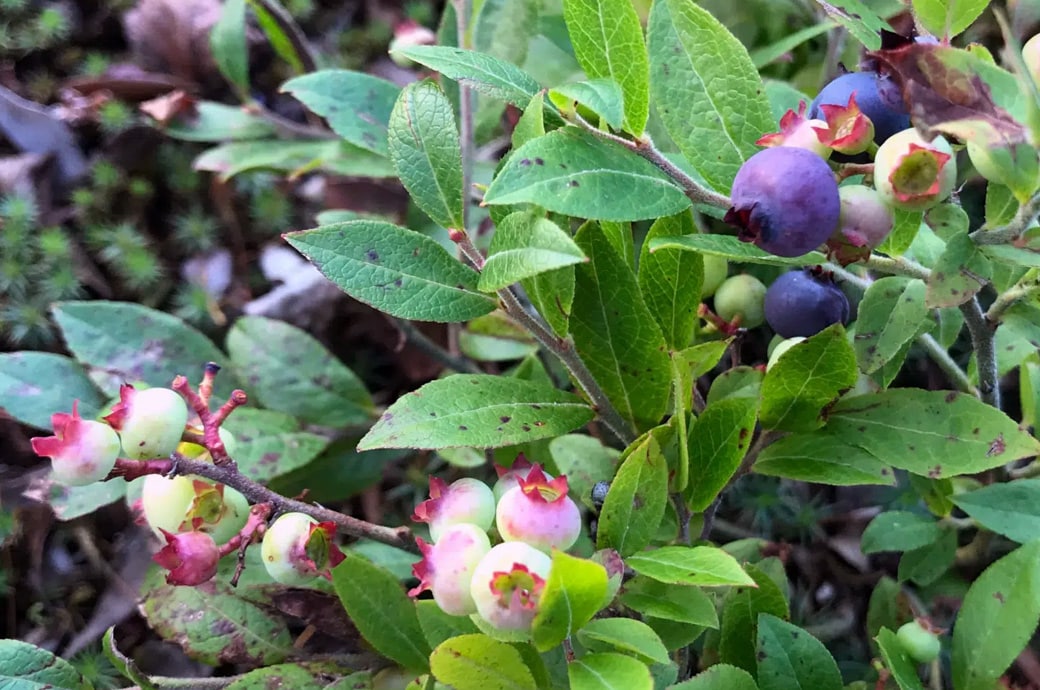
(172, 363, 247, 466)
(220, 503, 272, 587)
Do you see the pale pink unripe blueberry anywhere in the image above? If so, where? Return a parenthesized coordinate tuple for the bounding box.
(470, 541, 552, 632)
(261, 512, 344, 585)
(153, 529, 219, 586)
(388, 19, 436, 68)
(496, 465, 581, 554)
(413, 477, 495, 542)
(31, 401, 121, 486)
(104, 384, 189, 460)
(492, 456, 552, 503)
(874, 128, 956, 212)
(409, 523, 491, 616)
(141, 475, 249, 545)
(835, 185, 894, 249)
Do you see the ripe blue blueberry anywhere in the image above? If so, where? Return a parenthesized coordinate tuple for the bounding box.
(809, 71, 910, 146)
(764, 269, 850, 338)
(724, 147, 840, 258)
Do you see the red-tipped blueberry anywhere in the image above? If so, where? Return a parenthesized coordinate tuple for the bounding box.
(874, 128, 956, 212)
(756, 101, 831, 158)
(261, 512, 345, 585)
(809, 70, 910, 146)
(153, 530, 219, 586)
(496, 464, 581, 553)
(413, 477, 495, 542)
(104, 385, 189, 460)
(492, 456, 553, 503)
(724, 147, 840, 258)
(31, 401, 121, 486)
(812, 93, 875, 155)
(470, 541, 552, 632)
(409, 523, 491, 616)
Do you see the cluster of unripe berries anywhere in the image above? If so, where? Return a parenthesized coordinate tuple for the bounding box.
(30, 384, 343, 588)
(408, 459, 582, 633)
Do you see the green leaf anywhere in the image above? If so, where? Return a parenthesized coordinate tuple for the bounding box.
(912, 0, 990, 38)
(0, 639, 85, 690)
(853, 277, 929, 375)
(194, 140, 396, 180)
(638, 212, 704, 350)
(350, 539, 422, 581)
(675, 340, 731, 404)
(751, 21, 836, 69)
(925, 232, 992, 308)
(51, 301, 240, 398)
(572, 221, 672, 432)
(549, 434, 621, 510)
(563, 0, 649, 134)
(245, 0, 314, 73)
(479, 211, 587, 292)
(285, 221, 495, 323)
(47, 479, 127, 521)
(103, 627, 157, 690)
(648, 234, 826, 267)
(227, 316, 373, 427)
(861, 511, 942, 554)
(578, 618, 670, 665)
(627, 545, 754, 587)
(985, 183, 1017, 226)
(668, 664, 757, 690)
(429, 635, 537, 690)
(756, 614, 843, 690)
(684, 397, 759, 511)
(877, 209, 924, 257)
(282, 70, 400, 156)
(532, 551, 609, 651)
(357, 374, 594, 450)
(161, 101, 276, 141)
(416, 601, 481, 649)
(814, 0, 886, 50)
(760, 325, 857, 432)
(952, 479, 1040, 543)
(952, 541, 1040, 690)
(522, 263, 575, 337)
(226, 663, 369, 690)
(568, 653, 653, 690)
(221, 409, 330, 482)
(824, 389, 1040, 477)
(719, 564, 789, 674)
(876, 628, 927, 690)
(620, 577, 720, 628)
(646, 0, 773, 193)
(394, 45, 546, 109)
(332, 554, 431, 672)
(596, 433, 669, 556)
(140, 563, 294, 666)
(210, 0, 249, 94)
(706, 366, 762, 405)
(513, 92, 547, 150)
(753, 433, 897, 486)
(0, 353, 103, 430)
(866, 578, 913, 653)
(268, 441, 405, 504)
(549, 79, 626, 131)
(897, 526, 956, 586)
(485, 128, 690, 221)
(388, 80, 464, 229)
(473, 0, 539, 66)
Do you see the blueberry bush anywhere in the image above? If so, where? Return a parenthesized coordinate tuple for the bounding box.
(2, 0, 1040, 689)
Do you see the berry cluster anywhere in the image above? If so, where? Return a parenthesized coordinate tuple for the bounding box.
(407, 459, 583, 633)
(718, 58, 964, 340)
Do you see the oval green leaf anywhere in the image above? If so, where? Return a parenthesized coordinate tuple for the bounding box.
(627, 545, 755, 587)
(479, 211, 587, 292)
(430, 634, 538, 690)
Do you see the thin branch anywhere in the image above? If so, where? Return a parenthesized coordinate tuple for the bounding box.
(386, 315, 482, 374)
(960, 296, 1000, 408)
(986, 280, 1040, 324)
(916, 333, 978, 397)
(861, 254, 931, 281)
(970, 191, 1040, 245)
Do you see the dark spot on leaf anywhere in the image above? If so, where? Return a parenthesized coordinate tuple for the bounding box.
(945, 391, 958, 403)
(522, 424, 531, 432)
(534, 158, 544, 165)
(757, 651, 767, 661)
(928, 465, 942, 478)
(459, 425, 468, 431)
(366, 250, 379, 261)
(569, 180, 580, 187)
(520, 158, 532, 166)
(500, 416, 511, 423)
(534, 421, 545, 427)
(972, 427, 979, 435)
(994, 591, 1006, 604)
(987, 434, 1006, 457)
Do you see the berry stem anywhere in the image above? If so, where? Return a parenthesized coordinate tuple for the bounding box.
(220, 503, 272, 587)
(172, 368, 246, 466)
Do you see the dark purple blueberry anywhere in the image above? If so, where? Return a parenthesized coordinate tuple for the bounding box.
(764, 269, 850, 338)
(809, 71, 910, 146)
(724, 147, 840, 258)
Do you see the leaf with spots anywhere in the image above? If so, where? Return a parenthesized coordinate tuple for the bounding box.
(484, 128, 691, 222)
(357, 374, 594, 450)
(718, 564, 790, 674)
(646, 0, 774, 193)
(824, 388, 1040, 478)
(0, 353, 103, 430)
(225, 663, 371, 690)
(532, 551, 608, 652)
(0, 639, 86, 690)
(684, 397, 758, 512)
(388, 80, 464, 229)
(563, 0, 649, 134)
(227, 316, 374, 427)
(51, 301, 241, 399)
(221, 408, 330, 482)
(638, 211, 704, 350)
(282, 69, 400, 156)
(429, 634, 538, 690)
(756, 614, 843, 690)
(760, 324, 857, 432)
(571, 221, 672, 433)
(754, 433, 897, 486)
(139, 563, 294, 667)
(548, 78, 626, 131)
(853, 277, 929, 375)
(952, 541, 1040, 690)
(926, 232, 992, 308)
(596, 433, 668, 556)
(285, 220, 496, 323)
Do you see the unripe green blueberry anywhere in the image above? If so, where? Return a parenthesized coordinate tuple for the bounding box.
(874, 129, 956, 212)
(31, 402, 121, 486)
(700, 255, 729, 298)
(896, 620, 941, 664)
(140, 475, 250, 545)
(470, 541, 552, 632)
(262, 512, 329, 585)
(766, 337, 806, 371)
(413, 477, 495, 542)
(104, 385, 189, 460)
(714, 274, 767, 328)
